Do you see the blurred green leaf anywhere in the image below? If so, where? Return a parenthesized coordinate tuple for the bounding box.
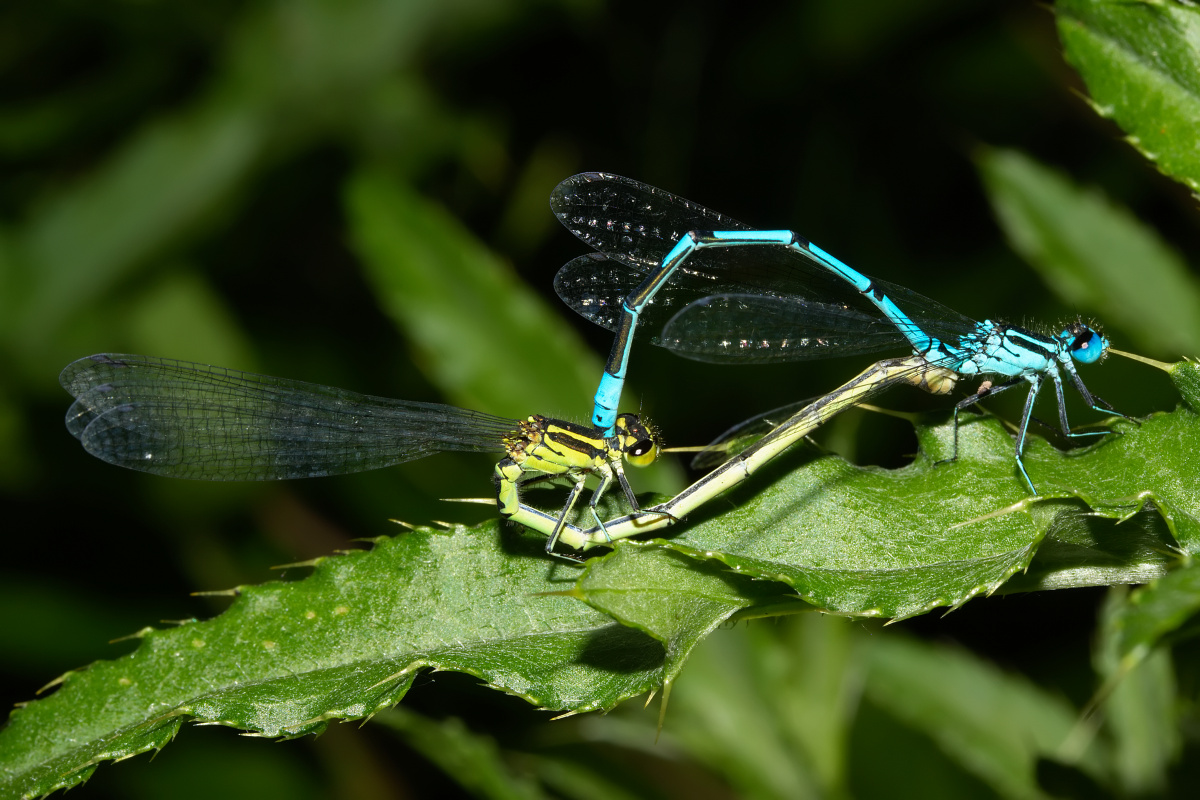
(375, 707, 547, 800)
(0, 57, 180, 159)
(122, 269, 255, 368)
(2, 0, 532, 379)
(866, 635, 1110, 799)
(523, 755, 651, 800)
(345, 168, 600, 419)
(0, 577, 149, 675)
(344, 169, 683, 504)
(660, 618, 861, 800)
(0, 527, 664, 799)
(1104, 564, 1200, 669)
(584, 616, 1076, 800)
(1094, 587, 1182, 795)
(117, 730, 327, 800)
(1058, 0, 1200, 194)
(0, 391, 30, 491)
(494, 139, 581, 259)
(10, 106, 264, 359)
(350, 75, 508, 184)
(977, 147, 1200, 356)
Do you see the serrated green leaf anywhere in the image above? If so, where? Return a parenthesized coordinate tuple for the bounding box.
(641, 398, 1197, 619)
(1058, 0, 1200, 193)
(0, 528, 663, 799)
(645, 417, 1056, 620)
(1036, 404, 1200, 555)
(866, 635, 1110, 799)
(1168, 357, 1200, 413)
(977, 147, 1200, 356)
(1004, 506, 1176, 594)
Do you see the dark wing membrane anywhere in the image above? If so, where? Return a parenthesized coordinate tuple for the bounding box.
(550, 172, 753, 272)
(60, 354, 521, 480)
(660, 294, 911, 363)
(552, 173, 980, 346)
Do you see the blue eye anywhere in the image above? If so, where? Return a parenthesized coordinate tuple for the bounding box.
(1070, 329, 1105, 364)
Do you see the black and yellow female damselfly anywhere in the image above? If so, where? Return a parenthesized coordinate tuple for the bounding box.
(60, 354, 662, 555)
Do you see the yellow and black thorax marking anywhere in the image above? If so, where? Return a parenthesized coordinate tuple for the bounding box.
(493, 413, 661, 521)
(504, 415, 609, 476)
(503, 413, 661, 473)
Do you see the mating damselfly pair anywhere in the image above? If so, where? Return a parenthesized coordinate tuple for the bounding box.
(61, 173, 1132, 556)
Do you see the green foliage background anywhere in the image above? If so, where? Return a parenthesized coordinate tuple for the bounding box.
(3, 0, 1200, 797)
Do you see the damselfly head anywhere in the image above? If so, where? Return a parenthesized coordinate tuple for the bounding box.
(614, 413, 662, 468)
(1061, 319, 1109, 365)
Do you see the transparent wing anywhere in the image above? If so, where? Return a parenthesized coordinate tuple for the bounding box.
(552, 172, 981, 350)
(659, 294, 911, 363)
(550, 171, 753, 272)
(553, 253, 738, 345)
(60, 354, 520, 481)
